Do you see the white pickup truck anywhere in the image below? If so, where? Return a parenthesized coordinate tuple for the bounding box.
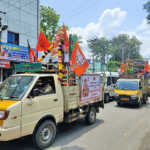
(0, 72, 104, 149)
(101, 72, 119, 103)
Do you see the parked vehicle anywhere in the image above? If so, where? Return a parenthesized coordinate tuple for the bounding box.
(103, 72, 119, 103)
(0, 64, 104, 149)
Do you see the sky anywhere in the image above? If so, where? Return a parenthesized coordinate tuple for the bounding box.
(40, 0, 150, 59)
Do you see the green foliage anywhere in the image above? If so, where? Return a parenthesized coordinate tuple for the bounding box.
(110, 34, 142, 62)
(88, 34, 142, 72)
(40, 5, 60, 41)
(144, 1, 150, 24)
(88, 37, 111, 65)
(108, 61, 120, 72)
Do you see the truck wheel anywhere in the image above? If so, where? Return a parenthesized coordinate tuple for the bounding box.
(104, 94, 109, 103)
(117, 102, 121, 106)
(33, 120, 56, 149)
(85, 107, 96, 125)
(143, 95, 148, 104)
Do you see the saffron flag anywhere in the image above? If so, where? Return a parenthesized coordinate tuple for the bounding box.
(36, 32, 50, 51)
(120, 63, 124, 72)
(145, 61, 149, 72)
(27, 40, 39, 63)
(70, 42, 89, 76)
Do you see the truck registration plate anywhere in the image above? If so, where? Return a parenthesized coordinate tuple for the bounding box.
(120, 97, 129, 101)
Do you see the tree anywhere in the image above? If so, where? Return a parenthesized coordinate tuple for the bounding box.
(40, 5, 60, 41)
(144, 1, 150, 24)
(110, 34, 142, 62)
(88, 37, 111, 71)
(88, 34, 142, 72)
(108, 61, 120, 72)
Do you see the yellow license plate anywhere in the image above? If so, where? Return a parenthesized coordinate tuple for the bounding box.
(120, 97, 129, 101)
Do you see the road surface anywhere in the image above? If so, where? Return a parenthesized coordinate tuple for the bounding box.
(1, 100, 150, 150)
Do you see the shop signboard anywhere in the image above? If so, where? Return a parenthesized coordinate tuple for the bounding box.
(0, 59, 10, 69)
(14, 63, 42, 73)
(0, 42, 30, 62)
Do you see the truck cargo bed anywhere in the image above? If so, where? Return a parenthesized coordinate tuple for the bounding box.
(62, 74, 103, 112)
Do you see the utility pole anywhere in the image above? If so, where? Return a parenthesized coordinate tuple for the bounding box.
(92, 55, 95, 73)
(0, 11, 8, 83)
(122, 47, 124, 64)
(37, 0, 40, 57)
(0, 11, 8, 52)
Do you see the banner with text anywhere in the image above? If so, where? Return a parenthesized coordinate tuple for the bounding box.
(0, 42, 29, 62)
(80, 74, 102, 103)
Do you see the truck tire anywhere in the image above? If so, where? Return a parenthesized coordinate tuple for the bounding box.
(143, 95, 148, 104)
(85, 107, 96, 125)
(117, 102, 121, 106)
(33, 120, 56, 149)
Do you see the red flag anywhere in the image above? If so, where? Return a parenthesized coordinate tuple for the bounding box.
(29, 48, 39, 63)
(120, 63, 124, 72)
(145, 61, 149, 72)
(36, 32, 50, 51)
(63, 25, 69, 53)
(70, 42, 89, 76)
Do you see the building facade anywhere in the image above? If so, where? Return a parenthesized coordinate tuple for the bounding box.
(0, 0, 40, 82)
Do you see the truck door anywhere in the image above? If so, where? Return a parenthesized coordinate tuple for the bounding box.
(21, 76, 63, 136)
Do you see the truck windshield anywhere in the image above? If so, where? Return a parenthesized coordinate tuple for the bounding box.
(0, 76, 34, 100)
(116, 81, 138, 90)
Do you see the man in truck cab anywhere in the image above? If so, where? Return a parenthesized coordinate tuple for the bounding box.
(31, 77, 56, 97)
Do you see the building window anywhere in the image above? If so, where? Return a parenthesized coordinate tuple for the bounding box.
(7, 31, 19, 45)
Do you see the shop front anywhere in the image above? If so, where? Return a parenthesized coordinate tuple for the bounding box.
(0, 59, 10, 82)
(0, 42, 29, 82)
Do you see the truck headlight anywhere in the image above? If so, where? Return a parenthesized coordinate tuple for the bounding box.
(0, 110, 9, 120)
(131, 94, 137, 99)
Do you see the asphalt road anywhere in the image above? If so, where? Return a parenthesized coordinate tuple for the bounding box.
(1, 99, 150, 150)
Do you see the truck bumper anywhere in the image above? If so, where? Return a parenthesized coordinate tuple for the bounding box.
(115, 97, 139, 105)
(0, 126, 20, 141)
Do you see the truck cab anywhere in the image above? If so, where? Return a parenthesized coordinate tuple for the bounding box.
(0, 73, 64, 147)
(114, 78, 148, 107)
